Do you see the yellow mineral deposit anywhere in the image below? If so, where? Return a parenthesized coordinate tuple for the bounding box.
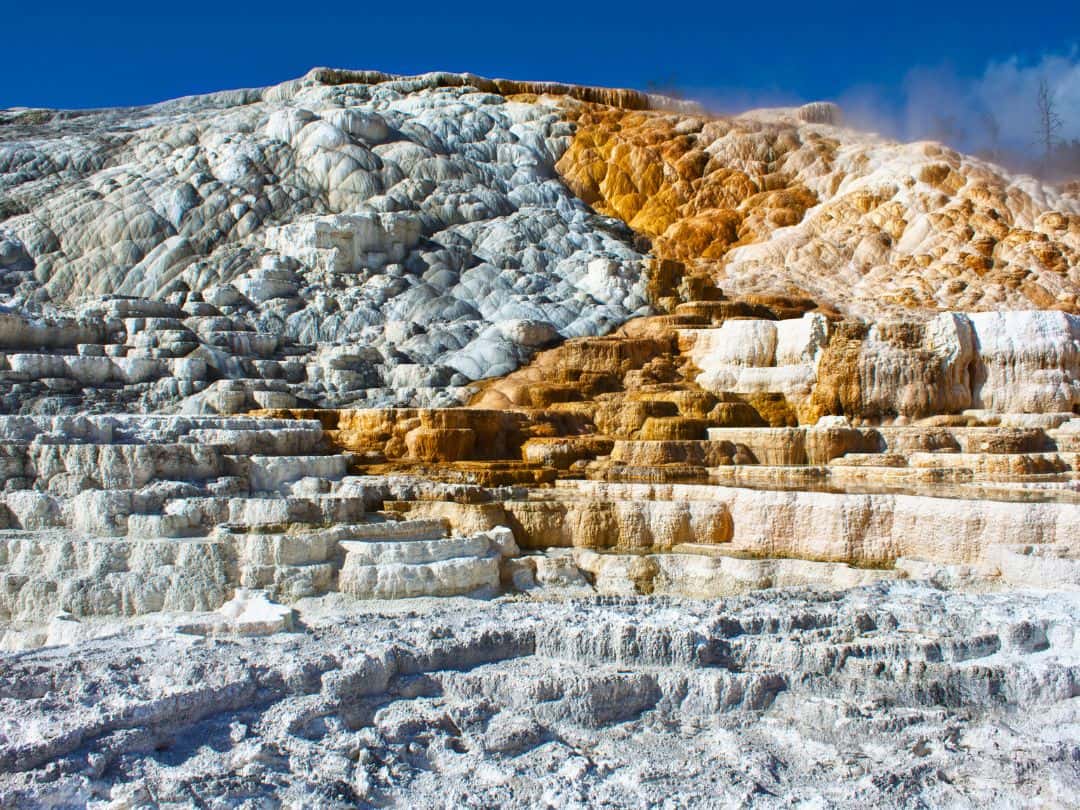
(2, 66, 1079, 808)
(254, 85, 1078, 578)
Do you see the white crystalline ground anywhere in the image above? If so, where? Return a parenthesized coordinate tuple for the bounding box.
(0, 70, 1078, 810)
(0, 73, 647, 411)
(0, 582, 1077, 808)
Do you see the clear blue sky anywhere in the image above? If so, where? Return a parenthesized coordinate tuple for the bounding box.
(3, 1, 1078, 113)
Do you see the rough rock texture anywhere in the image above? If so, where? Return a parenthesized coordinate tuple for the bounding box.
(0, 70, 654, 414)
(0, 585, 1077, 808)
(556, 102, 1080, 319)
(2, 69, 1080, 807)
(3, 69, 1078, 419)
(0, 415, 533, 650)
(683, 309, 1080, 422)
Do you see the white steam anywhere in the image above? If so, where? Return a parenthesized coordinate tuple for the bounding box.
(972, 50, 1080, 148)
(839, 47, 1080, 157)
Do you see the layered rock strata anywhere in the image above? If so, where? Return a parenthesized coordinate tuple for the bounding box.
(1, 71, 655, 414)
(0, 585, 1077, 808)
(0, 415, 522, 648)
(2, 69, 1080, 806)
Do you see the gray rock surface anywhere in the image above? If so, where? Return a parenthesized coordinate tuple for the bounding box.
(0, 583, 1076, 808)
(2, 68, 1078, 809)
(0, 71, 649, 413)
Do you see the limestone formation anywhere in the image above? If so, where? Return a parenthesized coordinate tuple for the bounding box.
(555, 101, 1080, 319)
(0, 70, 652, 415)
(0, 69, 1078, 807)
(2, 586, 1078, 807)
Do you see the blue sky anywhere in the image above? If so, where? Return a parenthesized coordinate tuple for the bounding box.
(4, 1, 1079, 149)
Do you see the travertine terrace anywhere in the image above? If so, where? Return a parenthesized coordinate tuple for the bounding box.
(0, 69, 1077, 807)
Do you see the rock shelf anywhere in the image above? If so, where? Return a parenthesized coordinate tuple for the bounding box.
(1, 585, 1077, 807)
(1, 68, 1078, 806)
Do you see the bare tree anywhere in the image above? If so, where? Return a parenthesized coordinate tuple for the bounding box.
(1036, 78, 1062, 164)
(645, 75, 684, 100)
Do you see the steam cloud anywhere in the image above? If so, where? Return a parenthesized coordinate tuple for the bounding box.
(839, 47, 1080, 160)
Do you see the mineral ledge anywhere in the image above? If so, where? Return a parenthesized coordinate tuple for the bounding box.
(0, 69, 1077, 808)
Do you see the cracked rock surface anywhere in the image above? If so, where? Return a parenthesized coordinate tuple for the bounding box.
(0, 71, 647, 413)
(0, 583, 1077, 808)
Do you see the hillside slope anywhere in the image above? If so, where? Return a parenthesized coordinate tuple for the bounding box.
(0, 69, 1076, 417)
(0, 71, 655, 412)
(557, 101, 1080, 319)
(1, 71, 1079, 809)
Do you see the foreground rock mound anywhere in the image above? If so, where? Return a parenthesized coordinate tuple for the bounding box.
(0, 585, 1076, 808)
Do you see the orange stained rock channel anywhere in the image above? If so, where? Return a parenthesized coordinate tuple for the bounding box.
(253, 278, 1080, 500)
(253, 264, 834, 487)
(553, 98, 1079, 317)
